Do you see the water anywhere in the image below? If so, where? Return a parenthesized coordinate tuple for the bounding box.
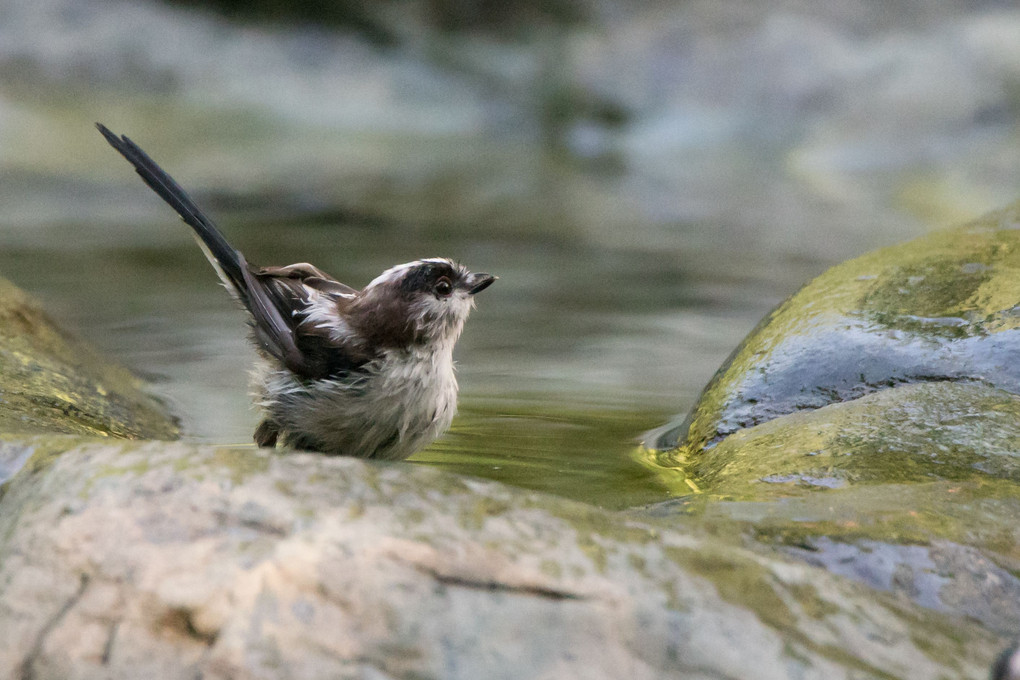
(5, 0, 1015, 509)
(0, 146, 818, 510)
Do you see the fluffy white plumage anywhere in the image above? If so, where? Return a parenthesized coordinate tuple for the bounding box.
(253, 343, 459, 461)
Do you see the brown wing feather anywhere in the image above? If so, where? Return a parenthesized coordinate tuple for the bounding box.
(258, 263, 359, 297)
(248, 266, 375, 379)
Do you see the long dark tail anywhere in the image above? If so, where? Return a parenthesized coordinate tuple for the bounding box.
(96, 123, 247, 293)
(97, 123, 307, 372)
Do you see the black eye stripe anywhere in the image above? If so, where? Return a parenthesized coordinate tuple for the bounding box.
(399, 262, 458, 295)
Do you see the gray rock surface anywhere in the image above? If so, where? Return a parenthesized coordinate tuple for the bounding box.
(0, 439, 1004, 679)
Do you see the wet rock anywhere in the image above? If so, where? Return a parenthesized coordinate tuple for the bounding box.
(651, 200, 1020, 454)
(640, 204, 1020, 656)
(642, 380, 1020, 636)
(659, 381, 1020, 493)
(785, 538, 1020, 637)
(0, 439, 1005, 679)
(0, 277, 178, 444)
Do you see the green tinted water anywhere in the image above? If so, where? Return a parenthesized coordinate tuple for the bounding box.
(0, 140, 828, 509)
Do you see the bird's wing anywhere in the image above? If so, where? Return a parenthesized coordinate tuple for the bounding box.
(250, 265, 374, 379)
(259, 262, 359, 297)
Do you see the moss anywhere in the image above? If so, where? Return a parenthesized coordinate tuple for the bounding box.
(859, 257, 992, 334)
(303, 471, 332, 487)
(663, 542, 981, 677)
(665, 546, 796, 631)
(781, 641, 813, 668)
(655, 201, 1020, 456)
(576, 533, 608, 573)
(889, 594, 999, 671)
(540, 559, 563, 579)
(210, 446, 271, 485)
(787, 582, 840, 620)
(537, 493, 664, 549)
(640, 382, 1020, 535)
(810, 644, 901, 680)
(0, 278, 179, 441)
(544, 510, 669, 581)
(402, 508, 426, 526)
(472, 496, 512, 519)
(709, 479, 1020, 565)
(94, 452, 157, 482)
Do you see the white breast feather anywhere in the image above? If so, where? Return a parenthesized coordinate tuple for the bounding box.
(251, 341, 459, 460)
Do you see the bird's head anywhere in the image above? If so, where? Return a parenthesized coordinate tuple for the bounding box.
(354, 258, 495, 350)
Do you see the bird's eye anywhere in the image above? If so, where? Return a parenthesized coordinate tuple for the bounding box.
(434, 277, 453, 297)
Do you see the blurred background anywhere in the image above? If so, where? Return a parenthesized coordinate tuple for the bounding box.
(0, 0, 1017, 507)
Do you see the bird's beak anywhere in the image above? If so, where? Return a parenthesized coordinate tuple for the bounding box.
(465, 273, 497, 295)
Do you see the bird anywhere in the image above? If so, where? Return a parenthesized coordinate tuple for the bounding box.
(96, 123, 495, 460)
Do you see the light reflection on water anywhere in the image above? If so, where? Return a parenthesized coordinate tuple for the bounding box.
(0, 163, 822, 509)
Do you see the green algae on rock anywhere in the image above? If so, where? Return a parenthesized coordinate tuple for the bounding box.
(635, 202, 1020, 646)
(637, 381, 1020, 637)
(672, 381, 1020, 498)
(649, 201, 1020, 457)
(639, 379, 1020, 558)
(0, 277, 178, 441)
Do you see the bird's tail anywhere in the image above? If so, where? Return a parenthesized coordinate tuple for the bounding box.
(96, 123, 248, 295)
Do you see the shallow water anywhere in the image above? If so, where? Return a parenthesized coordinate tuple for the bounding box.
(8, 0, 1014, 508)
(0, 152, 823, 509)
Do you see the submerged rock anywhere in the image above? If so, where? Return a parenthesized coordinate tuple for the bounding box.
(0, 440, 1004, 679)
(0, 277, 178, 444)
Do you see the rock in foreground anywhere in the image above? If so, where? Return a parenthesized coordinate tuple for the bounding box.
(0, 440, 1004, 679)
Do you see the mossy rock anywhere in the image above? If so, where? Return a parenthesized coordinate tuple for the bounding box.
(674, 381, 1020, 496)
(650, 200, 1020, 455)
(638, 204, 1020, 639)
(638, 380, 1020, 636)
(642, 380, 1020, 554)
(0, 277, 179, 443)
